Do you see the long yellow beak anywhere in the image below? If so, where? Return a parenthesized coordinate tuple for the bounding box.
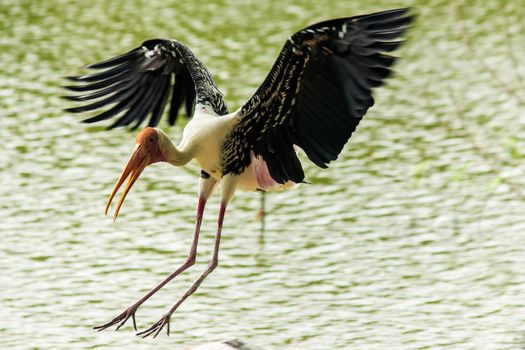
(105, 144, 150, 221)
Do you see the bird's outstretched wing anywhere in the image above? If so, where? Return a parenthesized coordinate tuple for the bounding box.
(64, 39, 228, 129)
(221, 8, 413, 183)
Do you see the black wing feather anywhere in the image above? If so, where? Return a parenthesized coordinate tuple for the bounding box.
(168, 70, 188, 126)
(64, 39, 228, 129)
(71, 60, 136, 83)
(148, 75, 171, 127)
(85, 48, 142, 69)
(63, 71, 133, 92)
(221, 8, 413, 183)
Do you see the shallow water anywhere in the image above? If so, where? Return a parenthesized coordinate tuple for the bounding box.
(1, 1, 525, 349)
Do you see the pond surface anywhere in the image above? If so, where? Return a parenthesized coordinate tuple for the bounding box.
(1, 0, 525, 349)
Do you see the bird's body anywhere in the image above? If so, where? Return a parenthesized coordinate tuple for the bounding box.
(65, 8, 414, 338)
(160, 110, 296, 191)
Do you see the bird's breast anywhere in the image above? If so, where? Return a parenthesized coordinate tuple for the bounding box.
(182, 115, 234, 180)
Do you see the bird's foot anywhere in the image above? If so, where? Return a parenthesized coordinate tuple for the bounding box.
(93, 304, 139, 332)
(136, 313, 171, 338)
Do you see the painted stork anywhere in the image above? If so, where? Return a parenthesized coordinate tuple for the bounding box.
(65, 8, 413, 338)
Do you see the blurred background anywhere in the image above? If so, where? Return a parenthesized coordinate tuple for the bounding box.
(1, 0, 524, 349)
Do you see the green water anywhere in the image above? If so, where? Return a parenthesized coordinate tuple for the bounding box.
(1, 0, 525, 349)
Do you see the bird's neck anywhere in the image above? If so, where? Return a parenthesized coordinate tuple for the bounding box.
(160, 137, 194, 166)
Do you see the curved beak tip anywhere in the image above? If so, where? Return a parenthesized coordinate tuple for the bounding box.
(104, 144, 150, 222)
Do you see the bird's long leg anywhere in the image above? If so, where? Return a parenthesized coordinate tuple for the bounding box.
(137, 175, 237, 338)
(94, 176, 217, 332)
(137, 202, 227, 338)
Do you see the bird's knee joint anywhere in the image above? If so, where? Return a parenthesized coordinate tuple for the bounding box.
(208, 259, 218, 270)
(185, 255, 196, 266)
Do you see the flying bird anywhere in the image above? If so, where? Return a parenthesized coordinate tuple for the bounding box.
(65, 8, 413, 338)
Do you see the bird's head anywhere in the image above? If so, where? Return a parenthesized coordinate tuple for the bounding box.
(105, 127, 167, 220)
